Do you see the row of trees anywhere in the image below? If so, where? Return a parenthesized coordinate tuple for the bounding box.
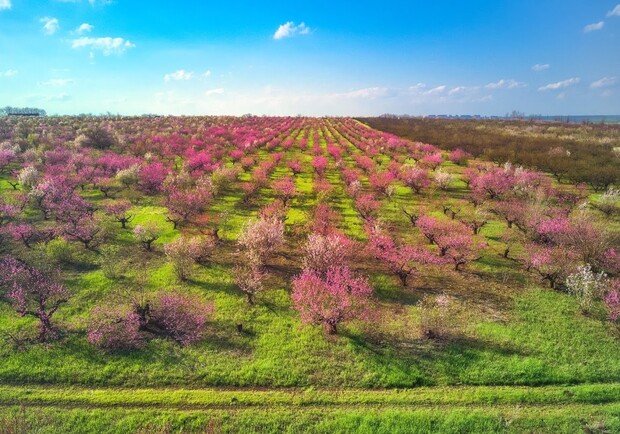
(360, 117, 620, 191)
(1, 115, 620, 352)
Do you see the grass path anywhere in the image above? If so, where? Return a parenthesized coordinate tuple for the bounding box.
(3, 383, 620, 433)
(3, 382, 620, 409)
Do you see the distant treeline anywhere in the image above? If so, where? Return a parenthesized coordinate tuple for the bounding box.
(358, 117, 620, 190)
(0, 106, 47, 116)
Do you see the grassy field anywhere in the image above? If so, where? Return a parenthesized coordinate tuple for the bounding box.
(3, 383, 620, 433)
(0, 117, 619, 432)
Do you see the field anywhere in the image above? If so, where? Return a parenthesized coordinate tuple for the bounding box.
(1, 116, 620, 433)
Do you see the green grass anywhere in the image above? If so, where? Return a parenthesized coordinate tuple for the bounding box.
(3, 383, 620, 433)
(2, 120, 620, 432)
(4, 382, 620, 407)
(2, 400, 620, 433)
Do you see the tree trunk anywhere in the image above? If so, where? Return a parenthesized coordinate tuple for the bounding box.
(398, 272, 408, 287)
(324, 322, 337, 335)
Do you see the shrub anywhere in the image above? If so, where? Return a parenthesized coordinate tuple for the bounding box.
(88, 291, 213, 349)
(604, 280, 620, 326)
(164, 236, 198, 281)
(565, 264, 607, 314)
(17, 166, 39, 189)
(149, 292, 213, 345)
(115, 164, 140, 189)
(99, 244, 125, 280)
(43, 237, 76, 264)
(418, 294, 456, 340)
(88, 305, 143, 351)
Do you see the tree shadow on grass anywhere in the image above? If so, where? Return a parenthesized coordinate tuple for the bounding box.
(189, 278, 239, 297)
(373, 282, 422, 306)
(344, 329, 531, 387)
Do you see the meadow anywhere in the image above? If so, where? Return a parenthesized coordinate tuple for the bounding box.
(0, 115, 619, 433)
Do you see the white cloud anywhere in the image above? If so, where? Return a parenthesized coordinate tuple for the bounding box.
(39, 78, 73, 87)
(590, 76, 618, 89)
(448, 86, 466, 95)
(485, 79, 526, 89)
(538, 77, 580, 91)
(273, 21, 311, 40)
(26, 93, 71, 103)
(40, 17, 60, 35)
(54, 0, 112, 4)
(531, 64, 550, 72)
(75, 23, 94, 34)
(45, 93, 70, 102)
(0, 69, 18, 77)
(205, 88, 224, 96)
(71, 37, 135, 55)
(203, 70, 211, 78)
(607, 4, 620, 17)
(0, 0, 11, 10)
(447, 86, 481, 96)
(164, 70, 193, 82)
(408, 83, 426, 92)
(332, 87, 390, 99)
(584, 21, 605, 32)
(424, 85, 446, 95)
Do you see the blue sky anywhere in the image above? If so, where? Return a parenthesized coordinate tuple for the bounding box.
(0, 0, 619, 116)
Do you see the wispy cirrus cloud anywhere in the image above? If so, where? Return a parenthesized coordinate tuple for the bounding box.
(447, 86, 481, 96)
(40, 17, 60, 35)
(485, 79, 526, 89)
(164, 70, 193, 82)
(25, 93, 71, 103)
(71, 36, 135, 55)
(273, 21, 311, 40)
(590, 76, 617, 89)
(584, 21, 605, 32)
(538, 77, 580, 91)
(0, 0, 11, 10)
(531, 64, 550, 72)
(424, 85, 446, 95)
(205, 88, 224, 96)
(0, 69, 18, 77)
(39, 78, 73, 87)
(55, 0, 112, 5)
(333, 87, 391, 99)
(607, 4, 620, 17)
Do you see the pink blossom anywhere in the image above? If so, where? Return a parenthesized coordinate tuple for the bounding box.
(400, 167, 431, 194)
(292, 266, 373, 334)
(0, 256, 69, 342)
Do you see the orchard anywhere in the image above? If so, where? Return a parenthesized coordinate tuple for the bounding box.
(0, 115, 619, 392)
